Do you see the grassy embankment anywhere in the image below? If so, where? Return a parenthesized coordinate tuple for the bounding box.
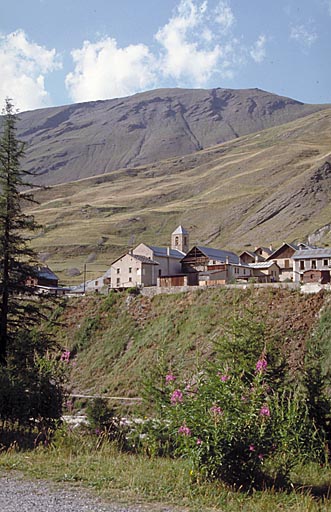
(1, 286, 331, 511)
(50, 286, 329, 397)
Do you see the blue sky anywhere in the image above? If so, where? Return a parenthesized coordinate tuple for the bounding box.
(1, 0, 330, 111)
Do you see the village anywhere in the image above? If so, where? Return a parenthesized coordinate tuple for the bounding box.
(27, 225, 331, 296)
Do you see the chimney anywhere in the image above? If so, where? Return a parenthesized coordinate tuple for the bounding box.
(255, 255, 259, 263)
(269, 244, 273, 252)
(167, 247, 170, 256)
(226, 256, 229, 264)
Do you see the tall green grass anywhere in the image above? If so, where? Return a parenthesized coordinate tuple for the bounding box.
(1, 431, 331, 511)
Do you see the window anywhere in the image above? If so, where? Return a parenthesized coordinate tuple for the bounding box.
(175, 236, 179, 246)
(158, 269, 162, 277)
(324, 260, 328, 267)
(300, 260, 305, 270)
(116, 278, 120, 286)
(284, 259, 290, 268)
(312, 260, 317, 269)
(129, 277, 132, 282)
(116, 268, 120, 274)
(129, 267, 132, 273)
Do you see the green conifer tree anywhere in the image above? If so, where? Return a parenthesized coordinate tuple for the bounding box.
(0, 98, 40, 366)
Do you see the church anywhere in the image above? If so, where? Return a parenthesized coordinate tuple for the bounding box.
(108, 226, 190, 289)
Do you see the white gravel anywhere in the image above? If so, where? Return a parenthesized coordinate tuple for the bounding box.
(0, 472, 182, 512)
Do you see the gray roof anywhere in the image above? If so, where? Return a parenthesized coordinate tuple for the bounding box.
(36, 266, 58, 281)
(293, 248, 331, 260)
(131, 254, 159, 265)
(196, 246, 240, 265)
(240, 250, 256, 258)
(248, 261, 277, 269)
(149, 245, 185, 259)
(172, 225, 189, 235)
(267, 242, 312, 260)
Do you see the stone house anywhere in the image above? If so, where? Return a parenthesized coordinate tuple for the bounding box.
(292, 248, 331, 283)
(240, 246, 273, 265)
(181, 246, 241, 285)
(248, 261, 280, 282)
(198, 262, 251, 286)
(109, 252, 159, 289)
(26, 266, 59, 288)
(266, 242, 311, 281)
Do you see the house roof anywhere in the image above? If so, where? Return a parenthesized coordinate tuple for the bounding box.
(148, 245, 185, 259)
(111, 251, 159, 266)
(240, 250, 256, 258)
(266, 242, 312, 260)
(255, 246, 273, 255)
(194, 246, 240, 265)
(248, 261, 279, 269)
(293, 248, 331, 260)
(36, 266, 58, 281)
(172, 225, 189, 235)
(131, 254, 159, 265)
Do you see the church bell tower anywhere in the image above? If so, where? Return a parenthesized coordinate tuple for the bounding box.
(171, 225, 189, 254)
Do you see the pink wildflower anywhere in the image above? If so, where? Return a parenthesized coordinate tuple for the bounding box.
(258, 453, 264, 460)
(178, 425, 191, 436)
(210, 405, 223, 415)
(260, 405, 270, 417)
(218, 373, 230, 382)
(170, 389, 183, 404)
(249, 444, 255, 452)
(256, 358, 267, 373)
(61, 350, 70, 363)
(165, 373, 176, 383)
(196, 438, 202, 445)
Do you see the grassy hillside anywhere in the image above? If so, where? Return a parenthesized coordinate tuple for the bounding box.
(51, 287, 330, 399)
(25, 108, 331, 284)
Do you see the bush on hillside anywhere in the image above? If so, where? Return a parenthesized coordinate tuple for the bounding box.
(138, 314, 327, 489)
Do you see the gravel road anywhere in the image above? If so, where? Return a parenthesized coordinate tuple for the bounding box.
(0, 472, 182, 512)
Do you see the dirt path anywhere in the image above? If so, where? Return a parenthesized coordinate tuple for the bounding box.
(0, 471, 181, 512)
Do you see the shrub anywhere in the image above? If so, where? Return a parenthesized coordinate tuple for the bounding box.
(140, 315, 326, 490)
(145, 363, 321, 488)
(86, 398, 124, 443)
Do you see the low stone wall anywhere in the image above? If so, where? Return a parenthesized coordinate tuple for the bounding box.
(141, 285, 201, 297)
(141, 281, 300, 297)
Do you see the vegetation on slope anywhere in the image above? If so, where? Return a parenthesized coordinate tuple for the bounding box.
(53, 287, 328, 399)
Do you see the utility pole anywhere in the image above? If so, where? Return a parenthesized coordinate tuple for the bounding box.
(83, 263, 87, 294)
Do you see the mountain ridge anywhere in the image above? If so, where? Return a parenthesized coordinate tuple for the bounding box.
(14, 86, 329, 187)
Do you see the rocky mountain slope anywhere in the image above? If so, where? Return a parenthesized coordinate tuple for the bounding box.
(17, 87, 328, 186)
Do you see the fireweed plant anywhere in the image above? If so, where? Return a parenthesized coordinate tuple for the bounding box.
(139, 354, 325, 489)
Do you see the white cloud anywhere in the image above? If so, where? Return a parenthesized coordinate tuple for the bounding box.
(250, 35, 267, 63)
(0, 30, 62, 111)
(66, 0, 242, 101)
(65, 37, 156, 103)
(323, 0, 331, 16)
(155, 0, 222, 86)
(214, 1, 235, 31)
(65, 0, 262, 103)
(290, 24, 317, 48)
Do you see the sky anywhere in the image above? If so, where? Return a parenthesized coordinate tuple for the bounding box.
(0, 0, 330, 112)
